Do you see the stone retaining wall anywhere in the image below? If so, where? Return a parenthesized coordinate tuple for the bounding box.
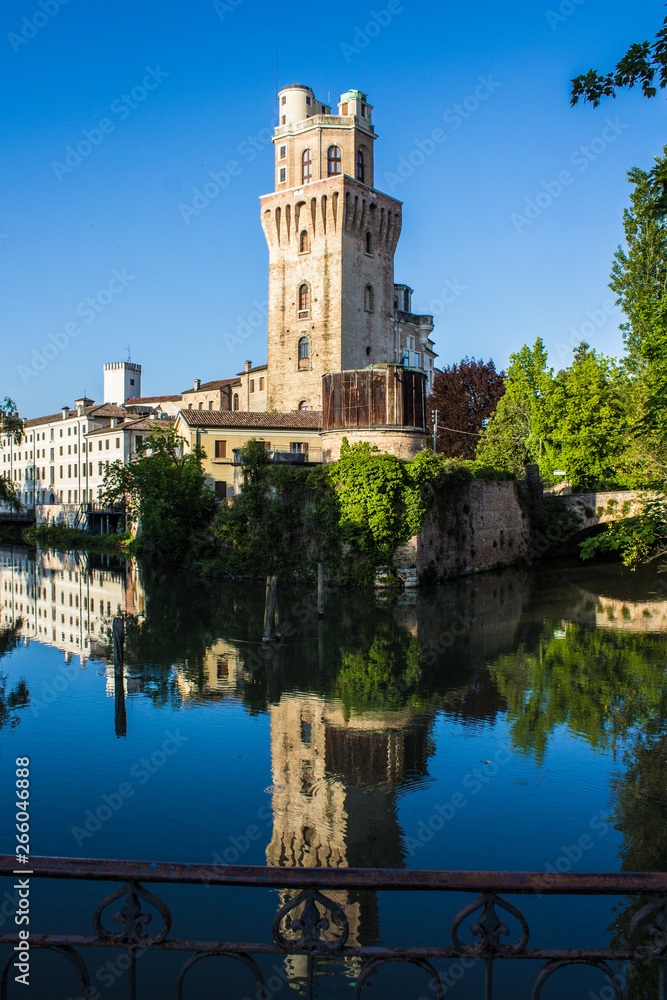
(395, 480, 530, 582)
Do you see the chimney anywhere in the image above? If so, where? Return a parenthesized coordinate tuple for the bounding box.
(62, 406, 70, 420)
(245, 360, 252, 372)
(194, 378, 201, 391)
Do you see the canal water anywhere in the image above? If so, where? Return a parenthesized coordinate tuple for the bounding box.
(1, 544, 666, 998)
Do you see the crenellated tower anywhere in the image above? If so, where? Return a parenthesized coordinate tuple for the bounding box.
(260, 85, 404, 412)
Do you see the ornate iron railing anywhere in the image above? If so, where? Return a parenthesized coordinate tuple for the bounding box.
(1, 856, 666, 998)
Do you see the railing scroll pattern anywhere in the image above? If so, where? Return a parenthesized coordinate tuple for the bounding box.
(1, 857, 667, 999)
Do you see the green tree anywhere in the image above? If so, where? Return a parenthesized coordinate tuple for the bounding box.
(475, 339, 552, 476)
(546, 343, 632, 490)
(101, 426, 215, 561)
(570, 11, 667, 106)
(0, 399, 23, 510)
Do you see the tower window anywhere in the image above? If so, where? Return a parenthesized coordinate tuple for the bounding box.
(298, 284, 309, 317)
(281, 116, 286, 125)
(306, 96, 311, 106)
(365, 231, 373, 255)
(364, 285, 374, 312)
(299, 229, 309, 253)
(233, 393, 239, 411)
(298, 338, 310, 369)
(356, 150, 365, 183)
(250, 379, 255, 393)
(327, 145, 341, 176)
(302, 149, 312, 184)
(279, 167, 286, 183)
(279, 146, 286, 159)
(281, 96, 286, 106)
(342, 102, 348, 115)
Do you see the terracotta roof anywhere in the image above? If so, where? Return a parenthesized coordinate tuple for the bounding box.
(126, 395, 182, 404)
(235, 364, 268, 376)
(25, 403, 127, 427)
(179, 410, 323, 430)
(180, 378, 240, 394)
(85, 417, 171, 437)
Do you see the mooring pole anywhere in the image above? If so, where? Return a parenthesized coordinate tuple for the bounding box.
(112, 615, 126, 738)
(317, 562, 324, 618)
(262, 575, 278, 643)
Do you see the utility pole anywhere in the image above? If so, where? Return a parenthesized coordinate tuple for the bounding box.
(433, 410, 438, 455)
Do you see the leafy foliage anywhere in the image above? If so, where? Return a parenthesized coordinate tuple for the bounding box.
(580, 492, 667, 568)
(101, 425, 215, 562)
(0, 399, 24, 510)
(570, 11, 667, 106)
(476, 340, 634, 490)
(426, 357, 506, 459)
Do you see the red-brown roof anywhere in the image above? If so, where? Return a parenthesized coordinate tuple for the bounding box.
(180, 378, 241, 394)
(126, 395, 182, 404)
(179, 410, 323, 430)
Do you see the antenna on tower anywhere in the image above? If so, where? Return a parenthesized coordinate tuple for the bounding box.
(126, 344, 132, 362)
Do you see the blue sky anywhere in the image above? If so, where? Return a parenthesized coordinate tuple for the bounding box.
(1, 0, 665, 416)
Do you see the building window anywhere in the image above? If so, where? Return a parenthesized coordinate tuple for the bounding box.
(356, 149, 365, 182)
(364, 285, 374, 312)
(290, 442, 307, 453)
(327, 145, 341, 176)
(298, 337, 310, 369)
(115, 438, 120, 448)
(342, 102, 348, 115)
(250, 379, 255, 393)
(214, 481, 226, 501)
(279, 167, 286, 183)
(215, 440, 227, 459)
(302, 148, 312, 184)
(281, 115, 286, 125)
(279, 145, 286, 159)
(365, 231, 373, 255)
(129, 378, 135, 386)
(298, 400, 309, 411)
(305, 96, 311, 106)
(281, 95, 286, 106)
(188, 403, 192, 409)
(259, 377, 265, 391)
(233, 393, 239, 411)
(298, 284, 309, 317)
(299, 229, 309, 253)
(198, 402, 203, 410)
(208, 401, 213, 410)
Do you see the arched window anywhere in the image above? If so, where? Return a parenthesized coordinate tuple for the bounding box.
(302, 149, 312, 184)
(393, 296, 399, 312)
(298, 400, 309, 411)
(356, 149, 365, 183)
(298, 337, 310, 369)
(298, 284, 309, 316)
(364, 285, 374, 312)
(233, 393, 239, 411)
(327, 145, 341, 176)
(299, 229, 309, 253)
(365, 231, 373, 255)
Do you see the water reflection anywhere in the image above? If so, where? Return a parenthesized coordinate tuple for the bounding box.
(3, 545, 667, 992)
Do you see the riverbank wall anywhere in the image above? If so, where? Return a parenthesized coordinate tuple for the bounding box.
(395, 480, 531, 583)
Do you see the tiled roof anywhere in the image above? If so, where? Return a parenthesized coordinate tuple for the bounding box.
(126, 395, 182, 404)
(25, 403, 127, 427)
(85, 417, 171, 436)
(179, 410, 323, 430)
(235, 365, 268, 376)
(180, 378, 240, 394)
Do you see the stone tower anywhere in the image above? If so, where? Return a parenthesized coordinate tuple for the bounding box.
(260, 85, 403, 412)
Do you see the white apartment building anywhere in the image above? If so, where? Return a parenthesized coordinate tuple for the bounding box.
(0, 363, 168, 510)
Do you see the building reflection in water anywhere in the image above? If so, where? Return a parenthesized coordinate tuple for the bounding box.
(0, 545, 143, 672)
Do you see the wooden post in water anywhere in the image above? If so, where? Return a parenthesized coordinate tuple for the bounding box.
(262, 575, 278, 643)
(317, 562, 324, 618)
(112, 616, 126, 738)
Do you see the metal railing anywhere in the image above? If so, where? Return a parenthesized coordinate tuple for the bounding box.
(1, 857, 667, 998)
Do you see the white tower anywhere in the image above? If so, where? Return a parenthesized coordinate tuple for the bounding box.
(103, 362, 142, 405)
